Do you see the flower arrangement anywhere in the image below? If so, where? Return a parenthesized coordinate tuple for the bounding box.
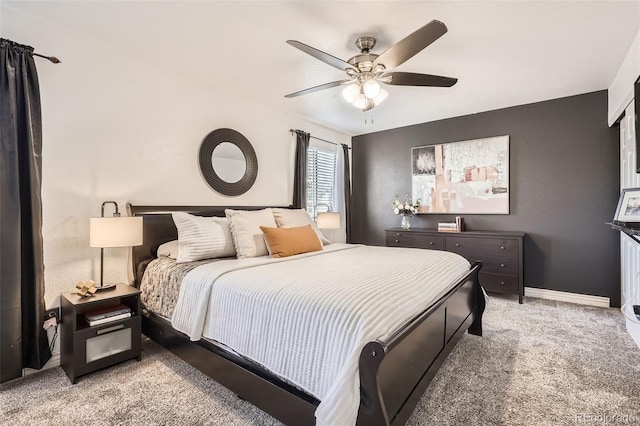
(392, 195, 421, 217)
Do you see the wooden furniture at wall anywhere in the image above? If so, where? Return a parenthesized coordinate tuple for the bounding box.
(386, 228, 525, 303)
(61, 284, 141, 383)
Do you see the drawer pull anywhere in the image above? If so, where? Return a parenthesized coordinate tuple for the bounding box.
(500, 281, 505, 285)
(395, 233, 401, 236)
(500, 246, 505, 250)
(429, 241, 435, 245)
(97, 324, 125, 335)
(455, 243, 461, 247)
(395, 239, 399, 243)
(500, 263, 505, 268)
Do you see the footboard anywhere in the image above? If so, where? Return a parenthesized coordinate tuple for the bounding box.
(357, 262, 484, 426)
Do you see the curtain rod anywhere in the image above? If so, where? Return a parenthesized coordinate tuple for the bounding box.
(289, 129, 351, 150)
(1, 39, 61, 63)
(32, 52, 61, 64)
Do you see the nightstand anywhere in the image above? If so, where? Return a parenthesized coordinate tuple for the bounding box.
(61, 283, 141, 383)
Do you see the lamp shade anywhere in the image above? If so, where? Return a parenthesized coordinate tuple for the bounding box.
(373, 88, 389, 105)
(317, 212, 341, 229)
(90, 217, 143, 248)
(363, 79, 381, 99)
(342, 83, 360, 104)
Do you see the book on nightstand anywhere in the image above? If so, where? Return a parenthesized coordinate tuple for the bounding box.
(86, 312, 132, 326)
(84, 303, 132, 326)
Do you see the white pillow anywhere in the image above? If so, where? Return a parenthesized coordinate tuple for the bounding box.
(157, 240, 179, 259)
(225, 208, 277, 258)
(271, 208, 330, 245)
(172, 212, 236, 263)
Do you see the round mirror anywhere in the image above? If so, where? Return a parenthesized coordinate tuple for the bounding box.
(199, 128, 258, 196)
(211, 142, 246, 183)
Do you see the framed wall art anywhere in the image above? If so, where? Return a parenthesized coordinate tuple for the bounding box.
(412, 135, 510, 214)
(613, 187, 640, 224)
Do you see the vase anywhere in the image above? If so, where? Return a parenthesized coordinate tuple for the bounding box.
(401, 215, 410, 230)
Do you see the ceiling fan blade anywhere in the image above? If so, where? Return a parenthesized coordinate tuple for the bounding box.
(384, 72, 457, 87)
(374, 20, 448, 70)
(287, 40, 356, 72)
(285, 80, 353, 98)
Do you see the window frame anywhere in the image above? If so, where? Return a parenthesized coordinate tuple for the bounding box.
(306, 141, 337, 220)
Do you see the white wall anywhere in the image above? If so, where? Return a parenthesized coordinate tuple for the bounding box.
(609, 28, 640, 126)
(1, 6, 350, 308)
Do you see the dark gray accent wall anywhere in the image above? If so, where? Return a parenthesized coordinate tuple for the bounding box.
(352, 91, 621, 306)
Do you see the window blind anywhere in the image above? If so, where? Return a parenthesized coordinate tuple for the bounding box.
(306, 145, 337, 219)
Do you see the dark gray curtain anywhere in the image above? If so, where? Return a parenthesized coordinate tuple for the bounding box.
(292, 129, 310, 209)
(0, 38, 51, 382)
(341, 144, 352, 243)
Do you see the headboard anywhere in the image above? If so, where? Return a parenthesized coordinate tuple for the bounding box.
(126, 204, 286, 287)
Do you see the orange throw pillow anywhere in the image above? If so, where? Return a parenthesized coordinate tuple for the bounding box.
(260, 225, 323, 258)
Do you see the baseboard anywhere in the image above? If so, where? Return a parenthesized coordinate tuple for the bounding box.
(524, 287, 610, 308)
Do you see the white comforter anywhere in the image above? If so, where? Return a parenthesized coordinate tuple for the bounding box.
(171, 243, 470, 426)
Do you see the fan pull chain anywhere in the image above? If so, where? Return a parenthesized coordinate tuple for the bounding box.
(364, 113, 375, 125)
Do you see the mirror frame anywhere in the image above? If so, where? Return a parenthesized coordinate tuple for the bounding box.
(199, 128, 258, 196)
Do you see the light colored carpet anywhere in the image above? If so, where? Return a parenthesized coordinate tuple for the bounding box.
(1, 296, 639, 425)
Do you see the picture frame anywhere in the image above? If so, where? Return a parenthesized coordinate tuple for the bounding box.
(613, 187, 640, 223)
(411, 135, 510, 214)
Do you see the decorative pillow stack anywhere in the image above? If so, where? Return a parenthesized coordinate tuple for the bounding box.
(166, 208, 331, 262)
(171, 212, 236, 263)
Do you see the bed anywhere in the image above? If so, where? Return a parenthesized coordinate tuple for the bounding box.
(127, 204, 485, 426)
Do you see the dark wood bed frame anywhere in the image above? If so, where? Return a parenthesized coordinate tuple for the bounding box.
(127, 204, 485, 426)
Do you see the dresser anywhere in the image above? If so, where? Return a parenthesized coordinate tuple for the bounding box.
(386, 228, 525, 303)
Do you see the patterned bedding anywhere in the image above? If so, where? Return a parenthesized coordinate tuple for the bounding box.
(140, 256, 216, 318)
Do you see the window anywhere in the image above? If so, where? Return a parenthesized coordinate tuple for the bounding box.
(306, 144, 336, 220)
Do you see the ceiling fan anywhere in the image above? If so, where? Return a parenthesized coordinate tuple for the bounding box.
(285, 20, 457, 112)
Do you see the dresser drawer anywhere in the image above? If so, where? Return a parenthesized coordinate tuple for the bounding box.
(465, 256, 517, 275)
(386, 232, 444, 250)
(445, 236, 519, 258)
(479, 272, 519, 293)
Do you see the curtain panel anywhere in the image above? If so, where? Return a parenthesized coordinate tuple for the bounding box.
(292, 130, 310, 209)
(0, 38, 51, 382)
(332, 144, 351, 243)
(340, 144, 352, 243)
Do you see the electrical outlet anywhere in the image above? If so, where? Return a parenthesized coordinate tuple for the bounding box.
(45, 308, 60, 322)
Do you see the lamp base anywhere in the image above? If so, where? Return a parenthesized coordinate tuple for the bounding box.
(95, 283, 117, 291)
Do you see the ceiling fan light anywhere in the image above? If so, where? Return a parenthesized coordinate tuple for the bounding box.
(363, 79, 381, 99)
(373, 88, 389, 105)
(353, 93, 367, 109)
(342, 83, 360, 104)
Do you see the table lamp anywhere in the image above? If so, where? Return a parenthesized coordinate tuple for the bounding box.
(314, 203, 341, 229)
(90, 201, 143, 291)
(317, 212, 341, 229)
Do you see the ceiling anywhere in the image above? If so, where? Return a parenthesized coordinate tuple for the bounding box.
(5, 1, 640, 136)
